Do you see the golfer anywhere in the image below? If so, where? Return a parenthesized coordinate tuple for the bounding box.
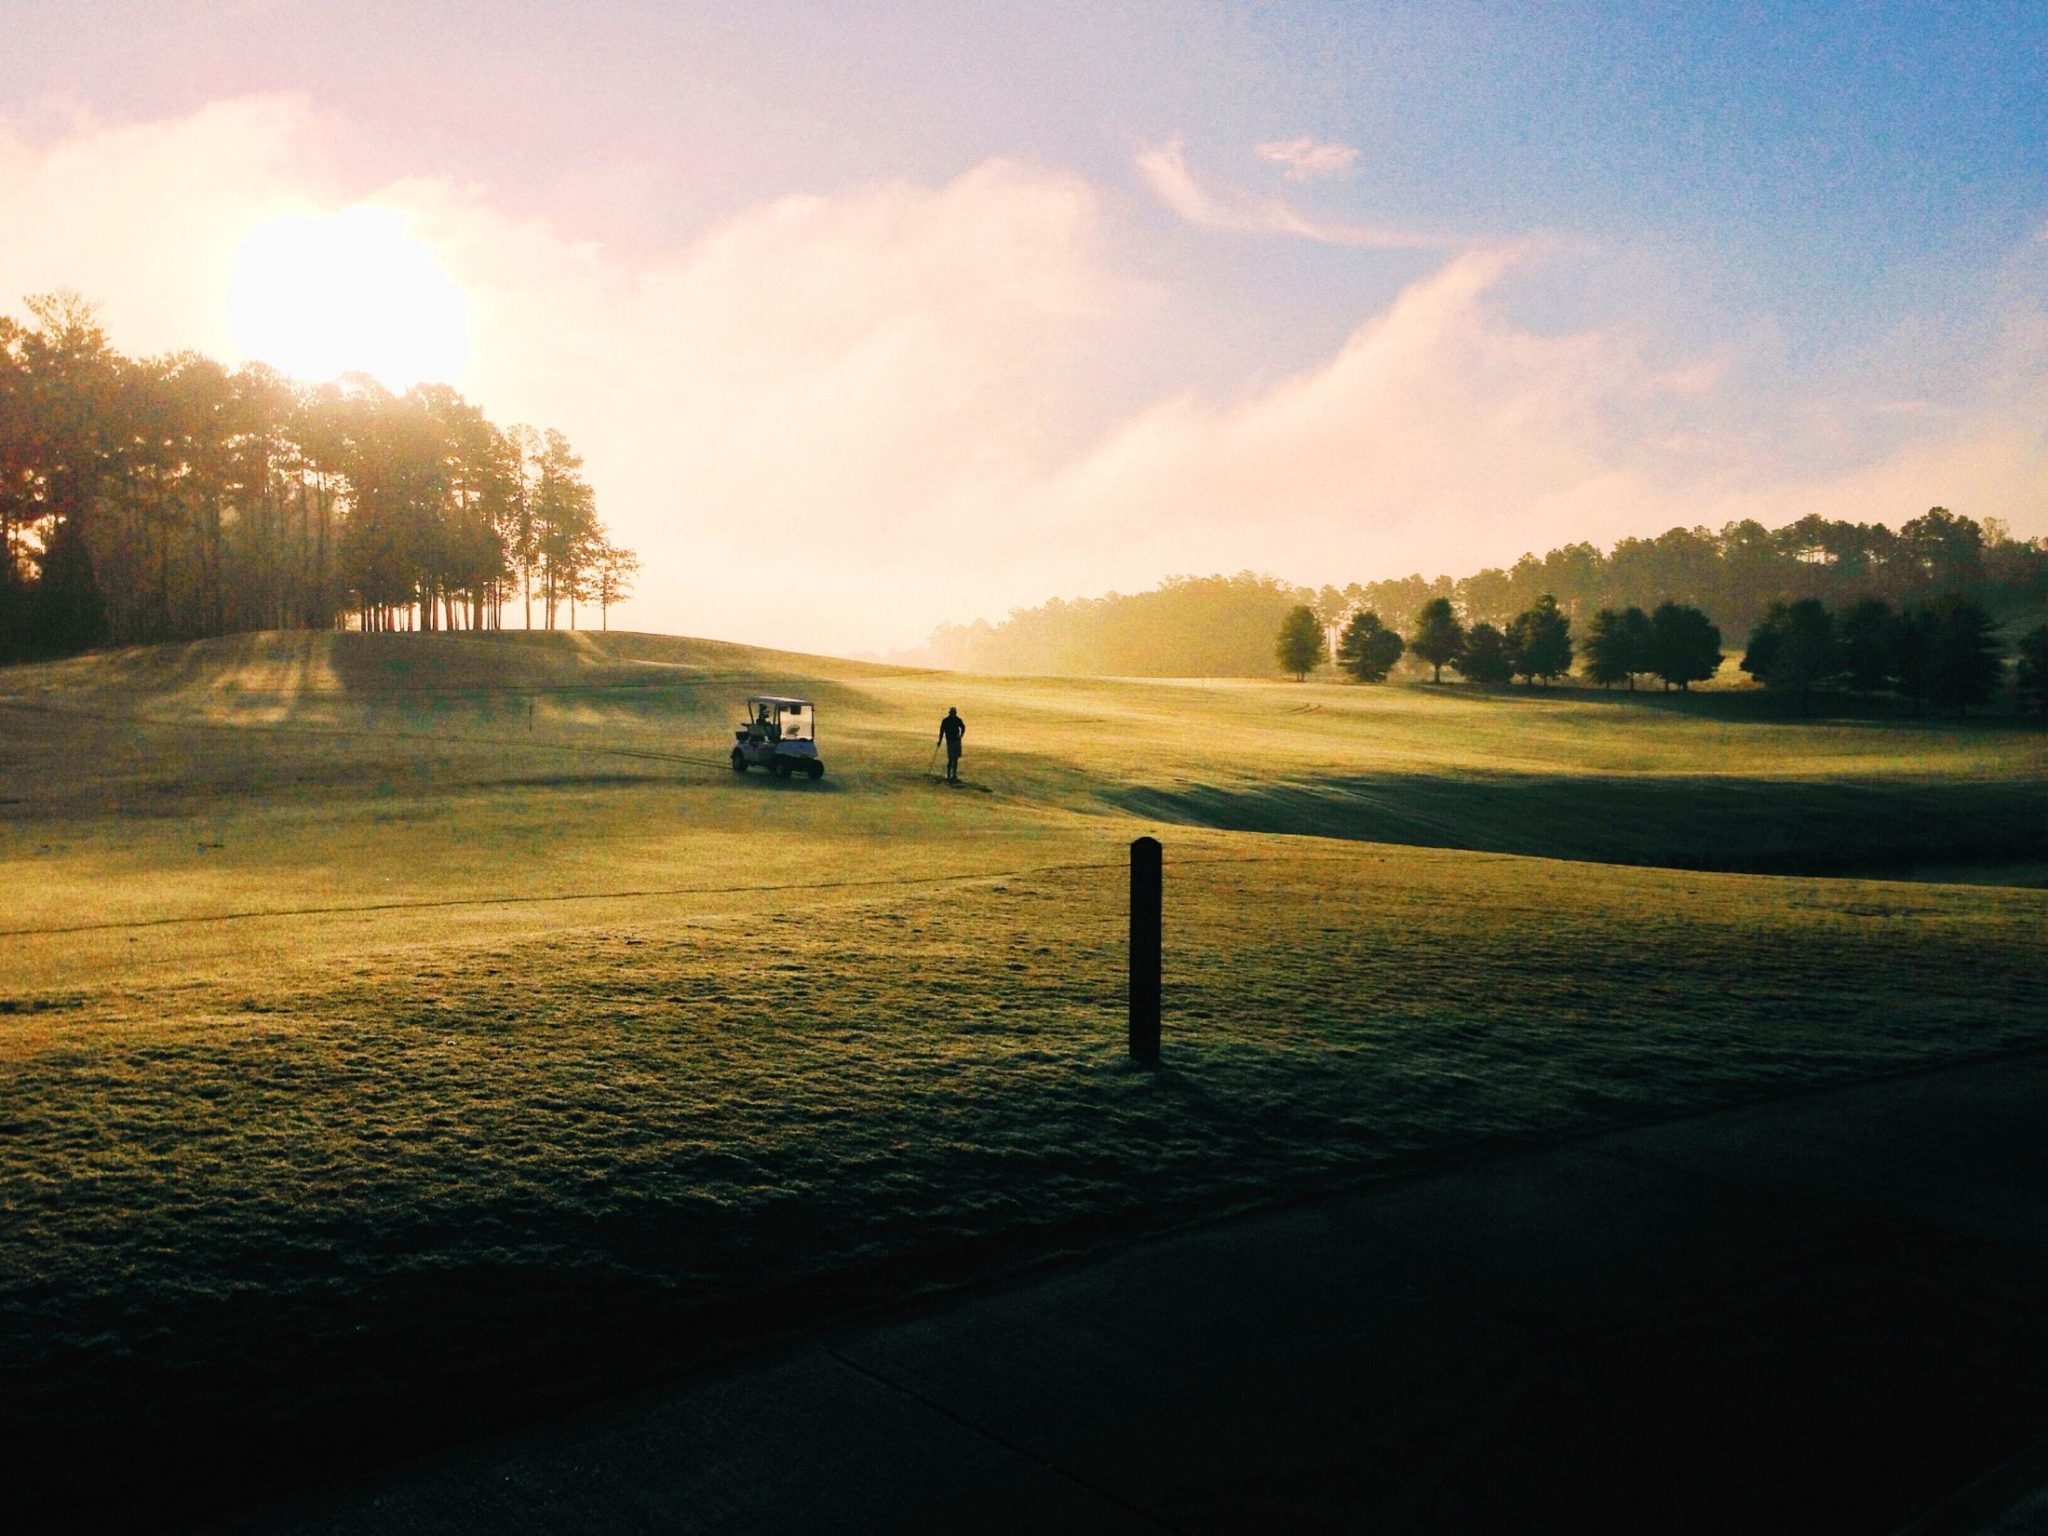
(937, 707, 966, 784)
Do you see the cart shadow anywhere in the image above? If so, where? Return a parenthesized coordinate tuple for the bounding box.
(726, 773, 846, 794)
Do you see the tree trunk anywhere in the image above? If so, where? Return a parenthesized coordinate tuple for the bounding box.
(315, 478, 331, 629)
(154, 477, 171, 641)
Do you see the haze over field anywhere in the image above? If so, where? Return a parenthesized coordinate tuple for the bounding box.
(3, 3, 2044, 653)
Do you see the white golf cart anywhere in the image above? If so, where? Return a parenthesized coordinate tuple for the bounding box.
(732, 694, 826, 780)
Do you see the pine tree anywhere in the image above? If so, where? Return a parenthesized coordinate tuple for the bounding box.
(1890, 605, 1935, 715)
(1335, 609, 1403, 682)
(593, 541, 640, 633)
(1453, 622, 1514, 686)
(1275, 604, 1323, 680)
(1914, 592, 2004, 718)
(2015, 624, 2048, 721)
(1582, 607, 1643, 688)
(1409, 597, 1464, 683)
(27, 514, 106, 655)
(1837, 596, 1895, 695)
(1647, 602, 1722, 692)
(1507, 594, 1572, 685)
(1743, 598, 1837, 711)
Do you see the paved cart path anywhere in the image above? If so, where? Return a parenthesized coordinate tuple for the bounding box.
(223, 1051, 2048, 1535)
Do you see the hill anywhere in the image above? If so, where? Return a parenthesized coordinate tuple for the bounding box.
(2, 630, 2044, 1524)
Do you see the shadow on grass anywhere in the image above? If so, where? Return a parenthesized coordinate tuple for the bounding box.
(1111, 772, 2048, 880)
(322, 631, 900, 731)
(2, 1181, 1229, 1530)
(1403, 677, 2044, 730)
(726, 769, 847, 794)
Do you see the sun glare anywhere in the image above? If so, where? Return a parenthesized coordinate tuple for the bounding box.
(226, 207, 471, 391)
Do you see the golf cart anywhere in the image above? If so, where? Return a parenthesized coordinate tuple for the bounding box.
(732, 695, 825, 780)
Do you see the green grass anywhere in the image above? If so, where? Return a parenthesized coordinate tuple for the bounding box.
(2, 629, 2044, 1520)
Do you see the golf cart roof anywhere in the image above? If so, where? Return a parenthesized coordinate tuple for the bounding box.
(746, 695, 813, 709)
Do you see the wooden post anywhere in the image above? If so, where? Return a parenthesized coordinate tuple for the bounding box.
(1129, 835, 1161, 1063)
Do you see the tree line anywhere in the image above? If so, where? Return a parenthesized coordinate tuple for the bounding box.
(1, 293, 639, 660)
(912, 572, 1314, 678)
(1280, 594, 1722, 692)
(1279, 589, 2045, 717)
(1355, 506, 2044, 639)
(909, 510, 2046, 680)
(1741, 594, 2044, 717)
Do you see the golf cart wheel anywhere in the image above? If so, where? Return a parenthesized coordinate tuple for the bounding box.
(805, 760, 824, 780)
(731, 750, 748, 773)
(771, 758, 792, 779)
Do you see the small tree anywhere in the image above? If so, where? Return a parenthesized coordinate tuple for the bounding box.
(593, 540, 639, 632)
(1890, 605, 1934, 715)
(2015, 624, 2048, 721)
(1915, 592, 2003, 718)
(1619, 606, 1653, 689)
(26, 516, 107, 656)
(1410, 597, 1464, 683)
(1743, 598, 1837, 711)
(1648, 602, 1722, 692)
(1837, 596, 1895, 695)
(1454, 621, 1514, 686)
(1507, 593, 1572, 686)
(1335, 609, 1404, 682)
(1582, 606, 1645, 689)
(1276, 603, 1323, 680)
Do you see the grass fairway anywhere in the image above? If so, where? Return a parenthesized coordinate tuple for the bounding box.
(3, 630, 2044, 1521)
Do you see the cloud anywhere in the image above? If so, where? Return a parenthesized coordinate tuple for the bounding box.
(1028, 248, 1657, 577)
(1135, 137, 1443, 249)
(413, 155, 1161, 649)
(1056, 249, 2048, 593)
(0, 95, 333, 358)
(3, 98, 2041, 654)
(1021, 248, 2047, 593)
(0, 98, 1148, 647)
(1255, 137, 1359, 182)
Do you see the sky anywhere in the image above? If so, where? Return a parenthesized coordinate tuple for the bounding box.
(1, 1, 2043, 653)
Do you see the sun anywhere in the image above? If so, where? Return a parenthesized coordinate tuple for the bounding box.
(226, 207, 472, 391)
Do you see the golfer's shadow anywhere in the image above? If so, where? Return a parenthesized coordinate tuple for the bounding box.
(925, 776, 994, 794)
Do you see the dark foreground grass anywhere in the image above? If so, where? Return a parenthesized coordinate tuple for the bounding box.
(6, 842, 2044, 1525)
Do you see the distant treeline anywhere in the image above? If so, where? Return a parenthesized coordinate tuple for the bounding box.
(914, 572, 1315, 677)
(1, 293, 637, 661)
(1740, 593, 2045, 717)
(1297, 594, 1717, 691)
(912, 511, 2048, 678)
(1295, 587, 2044, 717)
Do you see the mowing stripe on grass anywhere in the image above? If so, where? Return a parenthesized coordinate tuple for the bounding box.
(0, 849, 1347, 938)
